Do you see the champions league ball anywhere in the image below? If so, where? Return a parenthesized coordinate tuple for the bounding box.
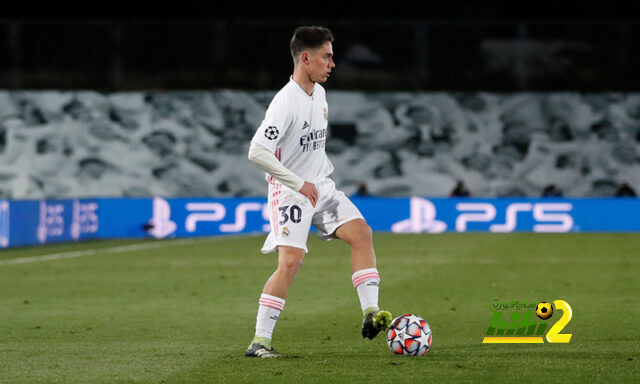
(386, 314, 432, 356)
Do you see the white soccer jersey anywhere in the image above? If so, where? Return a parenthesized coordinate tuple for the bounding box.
(251, 77, 334, 185)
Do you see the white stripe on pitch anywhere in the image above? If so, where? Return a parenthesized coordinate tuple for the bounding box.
(0, 235, 259, 266)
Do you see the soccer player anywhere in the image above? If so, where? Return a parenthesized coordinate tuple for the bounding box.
(245, 26, 391, 358)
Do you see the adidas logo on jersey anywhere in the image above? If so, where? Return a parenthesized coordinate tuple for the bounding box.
(302, 121, 309, 130)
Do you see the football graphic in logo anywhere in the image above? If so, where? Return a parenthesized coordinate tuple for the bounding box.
(264, 126, 279, 140)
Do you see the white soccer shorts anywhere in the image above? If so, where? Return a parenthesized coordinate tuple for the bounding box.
(261, 177, 364, 254)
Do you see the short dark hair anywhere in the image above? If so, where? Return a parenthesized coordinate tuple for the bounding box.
(290, 26, 334, 62)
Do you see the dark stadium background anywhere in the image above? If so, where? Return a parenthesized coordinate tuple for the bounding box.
(2, 0, 640, 90)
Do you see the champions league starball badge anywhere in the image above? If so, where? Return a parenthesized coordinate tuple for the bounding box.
(265, 126, 279, 140)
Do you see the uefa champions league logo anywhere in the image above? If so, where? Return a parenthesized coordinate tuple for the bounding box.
(70, 200, 99, 240)
(36, 201, 65, 244)
(264, 126, 279, 140)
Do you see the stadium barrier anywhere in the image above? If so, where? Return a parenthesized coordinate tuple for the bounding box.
(1, 197, 639, 248)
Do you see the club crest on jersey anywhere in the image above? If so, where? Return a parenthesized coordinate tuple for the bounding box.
(282, 226, 290, 237)
(323, 108, 328, 121)
(264, 126, 279, 140)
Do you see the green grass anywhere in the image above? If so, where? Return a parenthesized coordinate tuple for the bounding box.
(0, 233, 638, 383)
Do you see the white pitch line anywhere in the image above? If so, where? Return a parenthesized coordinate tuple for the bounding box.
(0, 235, 260, 266)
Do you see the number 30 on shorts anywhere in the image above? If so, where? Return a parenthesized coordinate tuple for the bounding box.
(279, 205, 302, 225)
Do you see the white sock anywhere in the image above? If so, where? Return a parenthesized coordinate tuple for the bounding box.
(255, 293, 286, 340)
(351, 268, 380, 312)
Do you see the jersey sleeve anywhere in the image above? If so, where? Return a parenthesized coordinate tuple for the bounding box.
(251, 93, 293, 152)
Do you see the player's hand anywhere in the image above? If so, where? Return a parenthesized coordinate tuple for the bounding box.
(299, 182, 318, 207)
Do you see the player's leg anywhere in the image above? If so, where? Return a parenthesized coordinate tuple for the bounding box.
(246, 246, 305, 358)
(312, 179, 391, 340)
(334, 219, 392, 339)
(263, 245, 305, 299)
(334, 218, 375, 274)
(247, 182, 314, 358)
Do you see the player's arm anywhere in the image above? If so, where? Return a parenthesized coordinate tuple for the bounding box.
(248, 143, 318, 207)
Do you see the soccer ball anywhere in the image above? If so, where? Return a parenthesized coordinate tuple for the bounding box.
(386, 314, 432, 356)
(536, 302, 553, 320)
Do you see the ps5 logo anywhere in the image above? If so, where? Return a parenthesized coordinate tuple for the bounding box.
(391, 197, 447, 233)
(392, 198, 574, 233)
(185, 202, 269, 233)
(185, 202, 226, 232)
(456, 202, 573, 233)
(148, 197, 270, 239)
(147, 197, 178, 239)
(219, 203, 266, 232)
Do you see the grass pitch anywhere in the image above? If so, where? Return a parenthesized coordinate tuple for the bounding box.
(0, 233, 638, 383)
